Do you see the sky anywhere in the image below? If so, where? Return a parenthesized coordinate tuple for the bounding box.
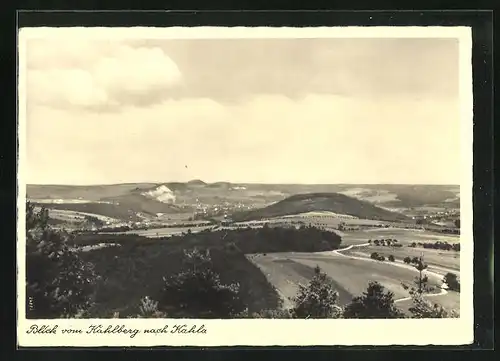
(23, 30, 462, 185)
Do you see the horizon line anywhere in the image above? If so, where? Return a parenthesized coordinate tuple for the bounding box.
(25, 181, 460, 187)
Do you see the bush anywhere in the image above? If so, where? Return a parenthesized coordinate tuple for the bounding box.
(247, 308, 294, 319)
(408, 293, 459, 318)
(343, 281, 404, 319)
(26, 202, 99, 318)
(290, 266, 342, 318)
(159, 248, 246, 318)
(443, 272, 460, 292)
(388, 255, 395, 262)
(137, 296, 167, 318)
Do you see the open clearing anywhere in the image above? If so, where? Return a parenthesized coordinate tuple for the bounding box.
(100, 225, 214, 238)
(341, 228, 460, 246)
(248, 250, 459, 313)
(35, 207, 120, 224)
(343, 245, 460, 271)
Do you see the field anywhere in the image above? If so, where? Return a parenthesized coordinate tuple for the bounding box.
(105, 225, 215, 238)
(248, 249, 460, 314)
(343, 245, 460, 271)
(341, 228, 460, 246)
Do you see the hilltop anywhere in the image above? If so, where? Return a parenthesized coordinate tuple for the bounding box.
(232, 192, 410, 222)
(26, 183, 456, 224)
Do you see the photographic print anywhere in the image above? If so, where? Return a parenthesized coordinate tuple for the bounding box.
(17, 26, 473, 346)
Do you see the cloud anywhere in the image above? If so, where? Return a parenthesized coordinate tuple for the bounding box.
(26, 40, 183, 110)
(26, 94, 460, 185)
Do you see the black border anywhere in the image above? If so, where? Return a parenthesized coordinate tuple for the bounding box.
(2, 8, 495, 358)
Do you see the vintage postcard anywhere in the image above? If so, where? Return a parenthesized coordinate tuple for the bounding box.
(17, 26, 473, 347)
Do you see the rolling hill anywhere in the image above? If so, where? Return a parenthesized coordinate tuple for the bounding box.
(26, 182, 458, 223)
(231, 192, 410, 222)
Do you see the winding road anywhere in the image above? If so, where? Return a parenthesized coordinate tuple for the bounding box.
(331, 243, 449, 303)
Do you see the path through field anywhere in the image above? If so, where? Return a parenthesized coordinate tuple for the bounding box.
(248, 243, 460, 314)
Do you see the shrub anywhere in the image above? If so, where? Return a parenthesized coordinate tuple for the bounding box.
(388, 255, 395, 262)
(408, 293, 459, 318)
(290, 266, 342, 318)
(343, 281, 404, 319)
(443, 272, 460, 292)
(137, 296, 167, 318)
(159, 248, 246, 318)
(248, 308, 294, 319)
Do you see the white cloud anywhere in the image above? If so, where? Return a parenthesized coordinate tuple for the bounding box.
(26, 40, 183, 109)
(26, 94, 460, 185)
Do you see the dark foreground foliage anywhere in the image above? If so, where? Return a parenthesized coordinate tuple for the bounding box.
(160, 248, 246, 318)
(26, 203, 99, 318)
(78, 240, 282, 317)
(342, 281, 405, 319)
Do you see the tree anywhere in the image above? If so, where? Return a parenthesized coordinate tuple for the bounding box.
(373, 240, 380, 246)
(290, 266, 342, 318)
(413, 256, 430, 294)
(25, 202, 98, 318)
(401, 256, 433, 295)
(454, 219, 460, 228)
(408, 293, 458, 318)
(443, 272, 460, 292)
(403, 256, 412, 264)
(343, 281, 404, 319)
(388, 255, 395, 262)
(370, 252, 379, 260)
(160, 248, 245, 318)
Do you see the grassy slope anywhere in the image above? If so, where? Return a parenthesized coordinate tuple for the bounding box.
(232, 193, 410, 222)
(34, 202, 143, 222)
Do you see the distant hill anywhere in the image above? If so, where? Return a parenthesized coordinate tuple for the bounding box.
(232, 192, 410, 222)
(26, 183, 458, 222)
(186, 179, 207, 186)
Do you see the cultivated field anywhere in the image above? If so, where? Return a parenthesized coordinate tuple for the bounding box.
(105, 225, 214, 238)
(248, 250, 459, 313)
(34, 207, 120, 224)
(343, 245, 460, 271)
(341, 227, 460, 246)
